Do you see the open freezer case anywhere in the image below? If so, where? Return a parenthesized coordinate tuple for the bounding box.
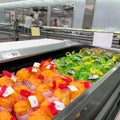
(0, 39, 120, 120)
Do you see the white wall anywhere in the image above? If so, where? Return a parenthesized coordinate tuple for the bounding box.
(92, 0, 120, 31)
(73, 0, 86, 28)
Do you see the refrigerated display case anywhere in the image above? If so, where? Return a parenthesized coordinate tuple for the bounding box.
(0, 39, 120, 120)
(42, 26, 120, 46)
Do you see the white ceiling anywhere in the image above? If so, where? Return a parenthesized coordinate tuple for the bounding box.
(0, 0, 80, 8)
(0, 0, 24, 3)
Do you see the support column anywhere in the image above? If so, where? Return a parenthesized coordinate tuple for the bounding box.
(0, 8, 5, 23)
(47, 6, 51, 26)
(82, 0, 96, 29)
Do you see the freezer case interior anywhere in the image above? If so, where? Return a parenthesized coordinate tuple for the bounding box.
(0, 44, 120, 120)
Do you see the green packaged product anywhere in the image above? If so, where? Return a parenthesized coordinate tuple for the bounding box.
(54, 47, 120, 83)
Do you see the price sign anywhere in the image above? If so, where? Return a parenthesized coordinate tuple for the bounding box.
(3, 86, 14, 97)
(53, 101, 65, 111)
(11, 74, 16, 82)
(28, 95, 39, 108)
(1, 50, 21, 59)
(32, 68, 38, 73)
(68, 85, 78, 91)
(106, 28, 114, 32)
(93, 32, 113, 48)
(33, 62, 40, 68)
(31, 27, 40, 36)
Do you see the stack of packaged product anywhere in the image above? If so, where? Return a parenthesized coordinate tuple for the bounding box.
(0, 47, 120, 120)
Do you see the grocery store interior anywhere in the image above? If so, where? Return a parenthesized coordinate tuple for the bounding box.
(0, 0, 120, 120)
